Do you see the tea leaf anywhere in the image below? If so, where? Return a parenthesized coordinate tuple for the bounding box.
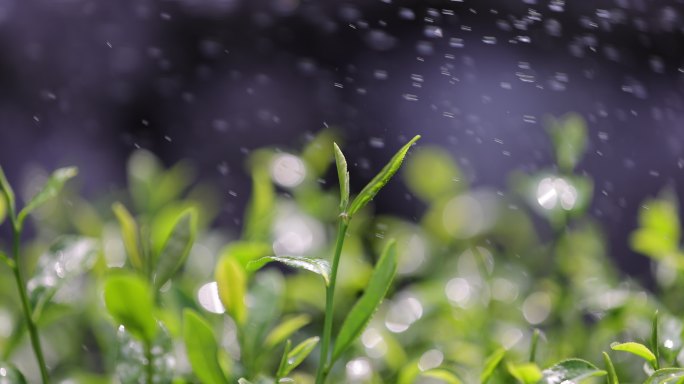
(243, 167, 275, 242)
(507, 362, 542, 384)
(216, 256, 247, 326)
(152, 207, 198, 289)
(547, 113, 587, 172)
(220, 241, 272, 269)
(331, 240, 397, 363)
(611, 342, 657, 366)
(630, 191, 680, 259)
(645, 368, 684, 383)
(112, 202, 143, 270)
(265, 314, 311, 349)
(0, 361, 27, 384)
(0, 166, 16, 220)
(421, 369, 462, 383)
(17, 167, 78, 226)
(276, 340, 292, 380)
(103, 274, 157, 342)
(602, 352, 619, 384)
(248, 255, 330, 286)
(403, 146, 463, 202)
(480, 348, 505, 384)
(347, 135, 420, 217)
(540, 359, 606, 383)
(183, 309, 227, 384)
(652, 311, 661, 369)
(277, 336, 319, 377)
(333, 143, 349, 212)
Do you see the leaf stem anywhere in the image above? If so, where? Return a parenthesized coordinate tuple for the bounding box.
(11, 224, 50, 383)
(315, 219, 349, 384)
(145, 339, 153, 384)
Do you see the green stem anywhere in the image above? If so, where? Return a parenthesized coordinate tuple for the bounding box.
(145, 339, 153, 384)
(315, 220, 349, 384)
(11, 225, 49, 384)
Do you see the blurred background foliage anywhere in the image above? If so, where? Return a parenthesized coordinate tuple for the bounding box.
(1, 115, 684, 383)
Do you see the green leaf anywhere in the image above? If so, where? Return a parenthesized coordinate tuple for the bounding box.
(103, 274, 157, 342)
(237, 379, 253, 384)
(630, 191, 680, 259)
(0, 166, 16, 221)
(645, 368, 684, 384)
(0, 250, 11, 268)
(603, 352, 619, 384)
(611, 342, 657, 366)
(265, 314, 312, 349)
(403, 146, 463, 202)
(277, 336, 319, 377)
(276, 339, 292, 381)
(331, 240, 398, 364)
(333, 143, 349, 211)
(301, 129, 339, 178)
(0, 189, 6, 225)
(152, 207, 198, 289)
(183, 309, 227, 384)
(480, 348, 505, 384)
(347, 135, 420, 217)
(247, 255, 330, 286)
(421, 369, 462, 384)
(547, 113, 587, 172)
(0, 361, 27, 384)
(243, 166, 275, 242)
(507, 362, 542, 384)
(112, 202, 143, 270)
(29, 236, 99, 321)
(652, 311, 661, 370)
(215, 256, 247, 326)
(17, 167, 78, 226)
(539, 359, 606, 383)
(220, 241, 272, 269)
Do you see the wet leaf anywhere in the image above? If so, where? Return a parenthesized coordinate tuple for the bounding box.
(603, 352, 619, 384)
(183, 309, 227, 384)
(112, 202, 143, 270)
(215, 256, 247, 326)
(611, 342, 657, 366)
(265, 314, 311, 349)
(347, 135, 420, 217)
(17, 167, 78, 226)
(277, 337, 319, 377)
(28, 236, 99, 321)
(645, 368, 684, 383)
(332, 240, 397, 364)
(152, 207, 198, 289)
(480, 348, 505, 383)
(248, 255, 330, 286)
(0, 361, 27, 384)
(333, 143, 349, 211)
(103, 274, 157, 342)
(539, 359, 606, 383)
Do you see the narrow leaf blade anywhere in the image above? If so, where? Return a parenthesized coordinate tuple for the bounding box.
(0, 166, 16, 218)
(421, 369, 462, 384)
(112, 202, 143, 270)
(248, 255, 330, 286)
(652, 311, 661, 369)
(480, 348, 505, 384)
(265, 314, 312, 349)
(153, 207, 198, 289)
(602, 352, 619, 384)
(216, 256, 247, 326)
(183, 309, 227, 384)
(611, 342, 657, 365)
(18, 167, 78, 225)
(331, 240, 398, 363)
(103, 274, 157, 342)
(347, 135, 420, 216)
(333, 143, 349, 211)
(279, 336, 319, 377)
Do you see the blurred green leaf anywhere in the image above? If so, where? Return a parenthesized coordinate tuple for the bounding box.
(645, 368, 684, 383)
(0, 361, 27, 384)
(421, 369, 462, 383)
(29, 236, 99, 321)
(127, 149, 164, 211)
(243, 167, 275, 242)
(301, 129, 339, 178)
(540, 359, 606, 383)
(630, 191, 680, 259)
(277, 336, 319, 377)
(347, 135, 420, 217)
(652, 311, 661, 369)
(112, 202, 143, 270)
(264, 314, 311, 349)
(480, 348, 505, 383)
(0, 166, 15, 221)
(611, 342, 657, 366)
(220, 241, 272, 269)
(17, 166, 78, 226)
(602, 352, 619, 384)
(547, 113, 587, 172)
(248, 255, 330, 286)
(152, 207, 198, 289)
(403, 146, 462, 201)
(215, 255, 247, 326)
(276, 339, 292, 381)
(0, 250, 9, 268)
(237, 379, 253, 384)
(332, 240, 398, 364)
(333, 143, 349, 212)
(183, 309, 228, 384)
(507, 362, 542, 384)
(243, 271, 285, 373)
(103, 273, 157, 342)
(0, 188, 6, 225)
